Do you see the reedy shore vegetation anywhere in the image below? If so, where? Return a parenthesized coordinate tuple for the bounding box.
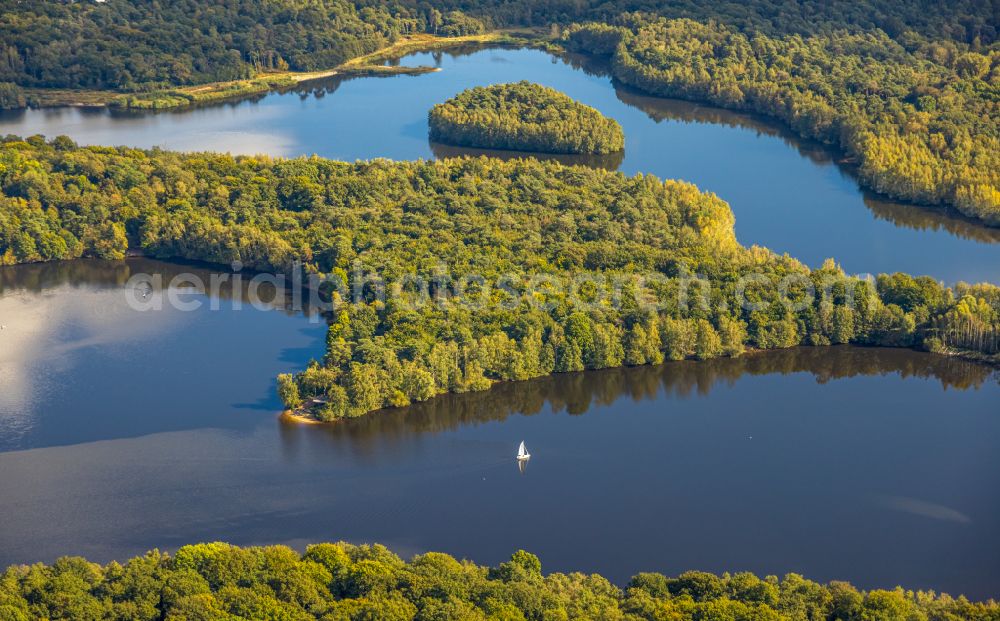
(0, 138, 997, 421)
(429, 82, 625, 154)
(1, 542, 998, 621)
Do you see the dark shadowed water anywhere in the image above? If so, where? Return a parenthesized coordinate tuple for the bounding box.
(0, 260, 999, 599)
(1, 47, 998, 284)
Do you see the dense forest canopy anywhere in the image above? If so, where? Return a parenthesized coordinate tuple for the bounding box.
(2, 542, 999, 621)
(0, 0, 995, 96)
(1, 137, 997, 420)
(0, 0, 484, 92)
(428, 81, 625, 154)
(562, 16, 1000, 225)
(363, 0, 999, 44)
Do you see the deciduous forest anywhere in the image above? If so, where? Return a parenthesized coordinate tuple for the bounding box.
(1, 542, 998, 621)
(0, 0, 999, 609)
(561, 16, 999, 224)
(429, 82, 625, 154)
(368, 0, 997, 44)
(0, 0, 483, 92)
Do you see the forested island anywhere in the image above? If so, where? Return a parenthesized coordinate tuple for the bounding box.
(0, 137, 997, 422)
(428, 82, 625, 154)
(1, 541, 997, 620)
(0, 0, 484, 92)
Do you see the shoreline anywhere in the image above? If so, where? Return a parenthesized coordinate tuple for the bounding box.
(275, 344, 999, 423)
(279, 410, 327, 425)
(15, 31, 542, 111)
(941, 346, 1000, 368)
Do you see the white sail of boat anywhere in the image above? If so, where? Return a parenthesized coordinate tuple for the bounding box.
(516, 441, 530, 461)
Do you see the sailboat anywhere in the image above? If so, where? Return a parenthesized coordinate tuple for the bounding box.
(516, 441, 531, 461)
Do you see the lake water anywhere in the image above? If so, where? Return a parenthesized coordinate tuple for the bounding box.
(0, 47, 999, 599)
(0, 259, 998, 598)
(1, 47, 999, 284)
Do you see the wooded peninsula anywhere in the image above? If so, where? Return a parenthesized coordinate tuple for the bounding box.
(429, 82, 625, 155)
(1, 542, 997, 620)
(1, 138, 997, 421)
